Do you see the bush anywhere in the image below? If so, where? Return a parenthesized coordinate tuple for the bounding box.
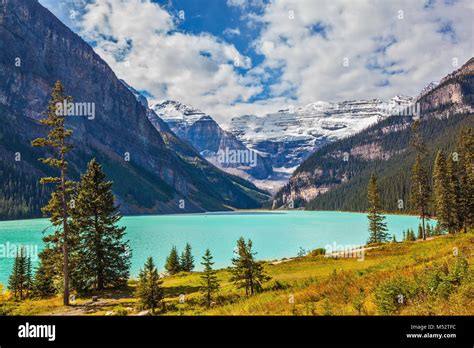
(447, 257, 469, 285)
(457, 281, 474, 300)
(423, 257, 469, 299)
(309, 248, 326, 257)
(267, 280, 290, 291)
(374, 277, 415, 315)
(352, 290, 365, 315)
(112, 305, 128, 316)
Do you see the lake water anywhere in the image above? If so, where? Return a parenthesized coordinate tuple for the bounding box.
(0, 211, 423, 285)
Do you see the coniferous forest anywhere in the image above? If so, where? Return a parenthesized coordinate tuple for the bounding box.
(301, 114, 474, 213)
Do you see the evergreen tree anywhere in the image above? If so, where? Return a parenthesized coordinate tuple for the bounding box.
(446, 154, 462, 233)
(433, 150, 450, 232)
(8, 249, 20, 300)
(31, 81, 75, 305)
(70, 159, 131, 292)
(25, 254, 33, 297)
(135, 257, 164, 314)
(405, 228, 416, 241)
(8, 246, 31, 300)
(391, 234, 397, 243)
(165, 246, 181, 275)
(426, 223, 432, 238)
(32, 260, 56, 298)
(230, 237, 270, 296)
(180, 243, 194, 272)
(366, 174, 389, 244)
(8, 247, 24, 300)
(200, 249, 220, 308)
(456, 127, 474, 233)
(417, 224, 423, 240)
(410, 120, 431, 240)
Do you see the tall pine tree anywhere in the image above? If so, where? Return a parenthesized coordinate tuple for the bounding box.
(70, 159, 131, 292)
(446, 154, 462, 233)
(200, 249, 220, 308)
(367, 174, 388, 244)
(456, 127, 474, 233)
(31, 81, 75, 305)
(410, 120, 430, 240)
(433, 150, 450, 232)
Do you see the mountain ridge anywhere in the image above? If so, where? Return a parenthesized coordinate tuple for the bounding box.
(274, 57, 474, 211)
(151, 99, 274, 181)
(0, 0, 269, 220)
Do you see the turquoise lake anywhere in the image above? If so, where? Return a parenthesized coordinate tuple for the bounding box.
(0, 211, 423, 285)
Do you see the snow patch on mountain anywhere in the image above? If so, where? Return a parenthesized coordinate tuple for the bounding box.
(151, 100, 206, 126)
(225, 96, 413, 191)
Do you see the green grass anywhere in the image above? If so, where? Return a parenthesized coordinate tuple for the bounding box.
(1, 232, 473, 316)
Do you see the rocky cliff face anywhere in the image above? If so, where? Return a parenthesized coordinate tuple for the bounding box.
(152, 101, 273, 181)
(417, 58, 474, 117)
(0, 0, 269, 219)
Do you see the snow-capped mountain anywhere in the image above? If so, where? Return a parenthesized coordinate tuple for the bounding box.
(226, 96, 413, 191)
(151, 100, 273, 181)
(151, 100, 206, 130)
(122, 82, 413, 193)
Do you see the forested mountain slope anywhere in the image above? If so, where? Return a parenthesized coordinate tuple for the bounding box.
(0, 0, 269, 220)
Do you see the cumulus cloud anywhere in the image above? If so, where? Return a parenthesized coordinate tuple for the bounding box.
(250, 0, 473, 103)
(41, 0, 473, 122)
(77, 0, 260, 122)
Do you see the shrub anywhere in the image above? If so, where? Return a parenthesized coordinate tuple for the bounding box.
(267, 280, 290, 291)
(447, 257, 469, 285)
(423, 257, 470, 299)
(309, 248, 326, 257)
(352, 289, 365, 315)
(112, 305, 128, 316)
(374, 277, 415, 315)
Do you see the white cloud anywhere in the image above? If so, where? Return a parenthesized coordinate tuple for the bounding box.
(250, 0, 473, 103)
(223, 27, 241, 37)
(78, 0, 260, 122)
(42, 0, 474, 122)
(226, 0, 266, 10)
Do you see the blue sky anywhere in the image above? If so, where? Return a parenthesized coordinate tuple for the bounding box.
(39, 0, 473, 122)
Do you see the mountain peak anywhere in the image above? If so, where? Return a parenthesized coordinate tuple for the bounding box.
(151, 100, 206, 124)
